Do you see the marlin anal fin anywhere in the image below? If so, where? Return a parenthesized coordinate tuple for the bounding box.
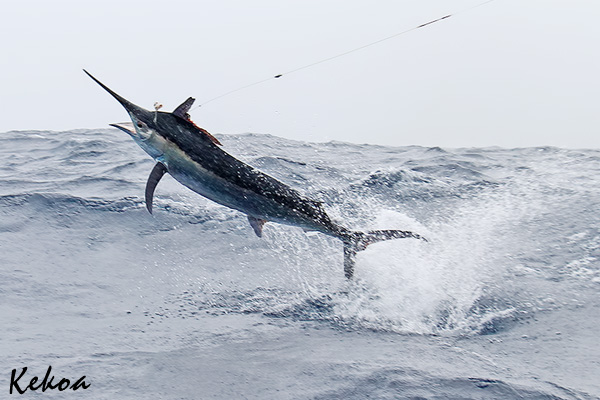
(145, 162, 168, 214)
(247, 216, 267, 237)
(173, 97, 195, 118)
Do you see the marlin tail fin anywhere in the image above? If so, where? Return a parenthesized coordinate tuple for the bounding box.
(342, 230, 426, 279)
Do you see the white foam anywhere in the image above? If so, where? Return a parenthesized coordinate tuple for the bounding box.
(332, 196, 520, 334)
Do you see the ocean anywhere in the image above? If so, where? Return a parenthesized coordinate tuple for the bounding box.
(1, 129, 598, 399)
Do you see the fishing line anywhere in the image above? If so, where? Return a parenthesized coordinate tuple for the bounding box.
(192, 0, 496, 111)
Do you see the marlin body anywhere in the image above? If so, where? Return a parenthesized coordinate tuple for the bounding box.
(84, 70, 424, 278)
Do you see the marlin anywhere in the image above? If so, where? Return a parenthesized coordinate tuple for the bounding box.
(84, 70, 425, 278)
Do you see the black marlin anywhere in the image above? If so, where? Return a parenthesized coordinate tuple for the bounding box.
(84, 70, 425, 278)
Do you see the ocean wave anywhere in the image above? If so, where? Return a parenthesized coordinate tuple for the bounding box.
(2, 130, 599, 331)
(3, 129, 600, 398)
(314, 373, 589, 400)
(0, 192, 142, 213)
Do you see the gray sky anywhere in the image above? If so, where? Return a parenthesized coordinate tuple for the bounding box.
(1, 0, 599, 148)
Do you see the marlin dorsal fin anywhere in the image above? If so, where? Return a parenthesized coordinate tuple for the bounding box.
(173, 97, 195, 118)
(172, 97, 223, 146)
(145, 162, 168, 214)
(247, 216, 267, 237)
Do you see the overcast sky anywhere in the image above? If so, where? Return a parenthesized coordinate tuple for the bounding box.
(1, 0, 599, 148)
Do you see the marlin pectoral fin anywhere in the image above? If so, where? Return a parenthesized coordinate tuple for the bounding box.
(173, 97, 195, 118)
(247, 216, 267, 237)
(145, 162, 168, 214)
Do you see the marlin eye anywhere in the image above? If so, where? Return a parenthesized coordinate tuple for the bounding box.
(137, 122, 143, 128)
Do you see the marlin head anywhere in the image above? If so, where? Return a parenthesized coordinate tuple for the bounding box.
(83, 69, 158, 142)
